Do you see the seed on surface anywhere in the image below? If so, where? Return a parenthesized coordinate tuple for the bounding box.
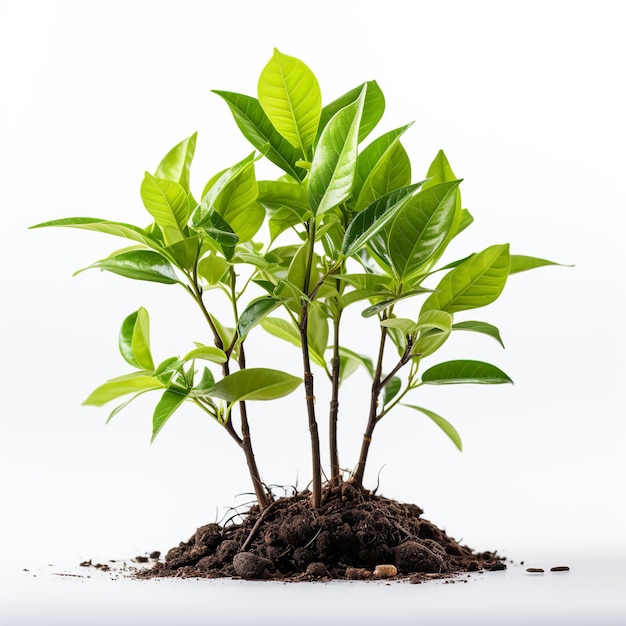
(526, 567, 544, 573)
(550, 566, 570, 572)
(374, 564, 397, 579)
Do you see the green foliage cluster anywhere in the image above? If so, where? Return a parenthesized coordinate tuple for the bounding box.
(32, 50, 562, 509)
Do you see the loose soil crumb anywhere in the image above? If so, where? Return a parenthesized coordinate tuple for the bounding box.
(138, 485, 504, 582)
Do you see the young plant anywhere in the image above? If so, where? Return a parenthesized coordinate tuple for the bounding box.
(31, 49, 563, 511)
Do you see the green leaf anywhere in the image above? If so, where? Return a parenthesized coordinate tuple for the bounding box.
(403, 404, 462, 451)
(411, 328, 450, 358)
(84, 375, 164, 406)
(164, 236, 201, 271)
(258, 49, 321, 158)
(380, 317, 418, 335)
(237, 296, 283, 342)
(119, 307, 155, 370)
(333, 272, 395, 291)
(260, 317, 326, 369)
(75, 250, 179, 284)
(338, 346, 375, 379)
(257, 180, 309, 212)
(308, 86, 366, 215)
(342, 183, 425, 257)
(308, 303, 329, 361)
(353, 124, 412, 203)
(509, 254, 568, 274)
(387, 180, 462, 280)
(452, 321, 504, 348)
(151, 389, 189, 443)
(212, 91, 304, 179)
(29, 218, 165, 251)
(182, 345, 227, 364)
(197, 253, 230, 285)
(208, 368, 302, 402)
(154, 132, 197, 193)
(197, 210, 239, 258)
(268, 205, 307, 242)
(421, 244, 510, 314)
(195, 367, 216, 390)
(416, 309, 453, 333)
(354, 139, 412, 212)
(361, 288, 433, 318)
(423, 150, 457, 189)
(421, 360, 513, 385)
(383, 376, 402, 406)
(140, 173, 188, 245)
(317, 80, 385, 145)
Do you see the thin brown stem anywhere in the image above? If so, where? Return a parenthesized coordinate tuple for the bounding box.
(328, 310, 342, 485)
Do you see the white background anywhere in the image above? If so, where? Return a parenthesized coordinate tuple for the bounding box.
(1, 0, 625, 623)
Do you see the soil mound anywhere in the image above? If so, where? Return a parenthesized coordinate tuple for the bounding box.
(138, 485, 504, 582)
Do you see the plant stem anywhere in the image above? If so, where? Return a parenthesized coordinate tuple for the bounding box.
(300, 223, 322, 509)
(352, 325, 387, 488)
(328, 309, 342, 485)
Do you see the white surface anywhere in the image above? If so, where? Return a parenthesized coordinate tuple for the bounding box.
(1, 0, 625, 623)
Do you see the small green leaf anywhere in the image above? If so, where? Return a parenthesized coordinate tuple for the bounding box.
(338, 346, 375, 379)
(423, 150, 457, 188)
(182, 345, 227, 364)
(361, 288, 433, 318)
(154, 132, 197, 193)
(421, 244, 510, 315)
(151, 389, 189, 443)
(84, 375, 164, 406)
(257, 180, 310, 212)
(317, 80, 385, 145)
(140, 173, 188, 245)
(308, 303, 329, 361)
(403, 404, 462, 451)
(415, 310, 453, 334)
(452, 321, 504, 348)
(197, 253, 230, 285)
(165, 236, 201, 271)
(75, 250, 179, 284)
(212, 91, 304, 180)
(380, 318, 418, 335)
(237, 296, 283, 342)
(119, 307, 154, 370)
(308, 86, 366, 215)
(422, 360, 513, 385)
(260, 317, 326, 369)
(411, 328, 450, 358)
(106, 390, 153, 424)
(383, 376, 402, 406)
(258, 49, 321, 158)
(509, 255, 569, 274)
(195, 367, 216, 390)
(208, 368, 302, 402)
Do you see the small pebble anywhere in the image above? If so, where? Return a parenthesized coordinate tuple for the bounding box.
(526, 567, 544, 573)
(135, 556, 149, 563)
(550, 566, 570, 572)
(149, 551, 161, 559)
(373, 564, 397, 579)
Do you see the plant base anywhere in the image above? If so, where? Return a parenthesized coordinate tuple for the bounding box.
(138, 485, 505, 582)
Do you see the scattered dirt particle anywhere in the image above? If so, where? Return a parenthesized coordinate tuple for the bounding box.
(345, 567, 372, 580)
(373, 564, 397, 579)
(149, 551, 161, 559)
(305, 562, 329, 579)
(134, 556, 149, 563)
(526, 567, 545, 573)
(550, 566, 570, 572)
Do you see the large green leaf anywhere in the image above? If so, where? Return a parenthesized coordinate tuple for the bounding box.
(354, 141, 412, 212)
(237, 296, 283, 342)
(29, 218, 165, 251)
(154, 133, 197, 193)
(257, 180, 309, 212)
(308, 87, 366, 215)
(140, 173, 188, 245)
(353, 124, 412, 203)
(151, 389, 189, 442)
(403, 404, 462, 451)
(509, 255, 567, 274)
(258, 49, 321, 158)
(84, 375, 164, 406)
(421, 244, 510, 314)
(208, 368, 302, 402)
(452, 321, 504, 348)
(387, 180, 461, 280)
(342, 183, 424, 257)
(75, 250, 179, 284)
(213, 91, 304, 179)
(317, 80, 385, 145)
(421, 360, 513, 385)
(119, 307, 154, 370)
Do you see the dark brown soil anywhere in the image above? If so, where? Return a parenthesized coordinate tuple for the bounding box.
(138, 484, 504, 582)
